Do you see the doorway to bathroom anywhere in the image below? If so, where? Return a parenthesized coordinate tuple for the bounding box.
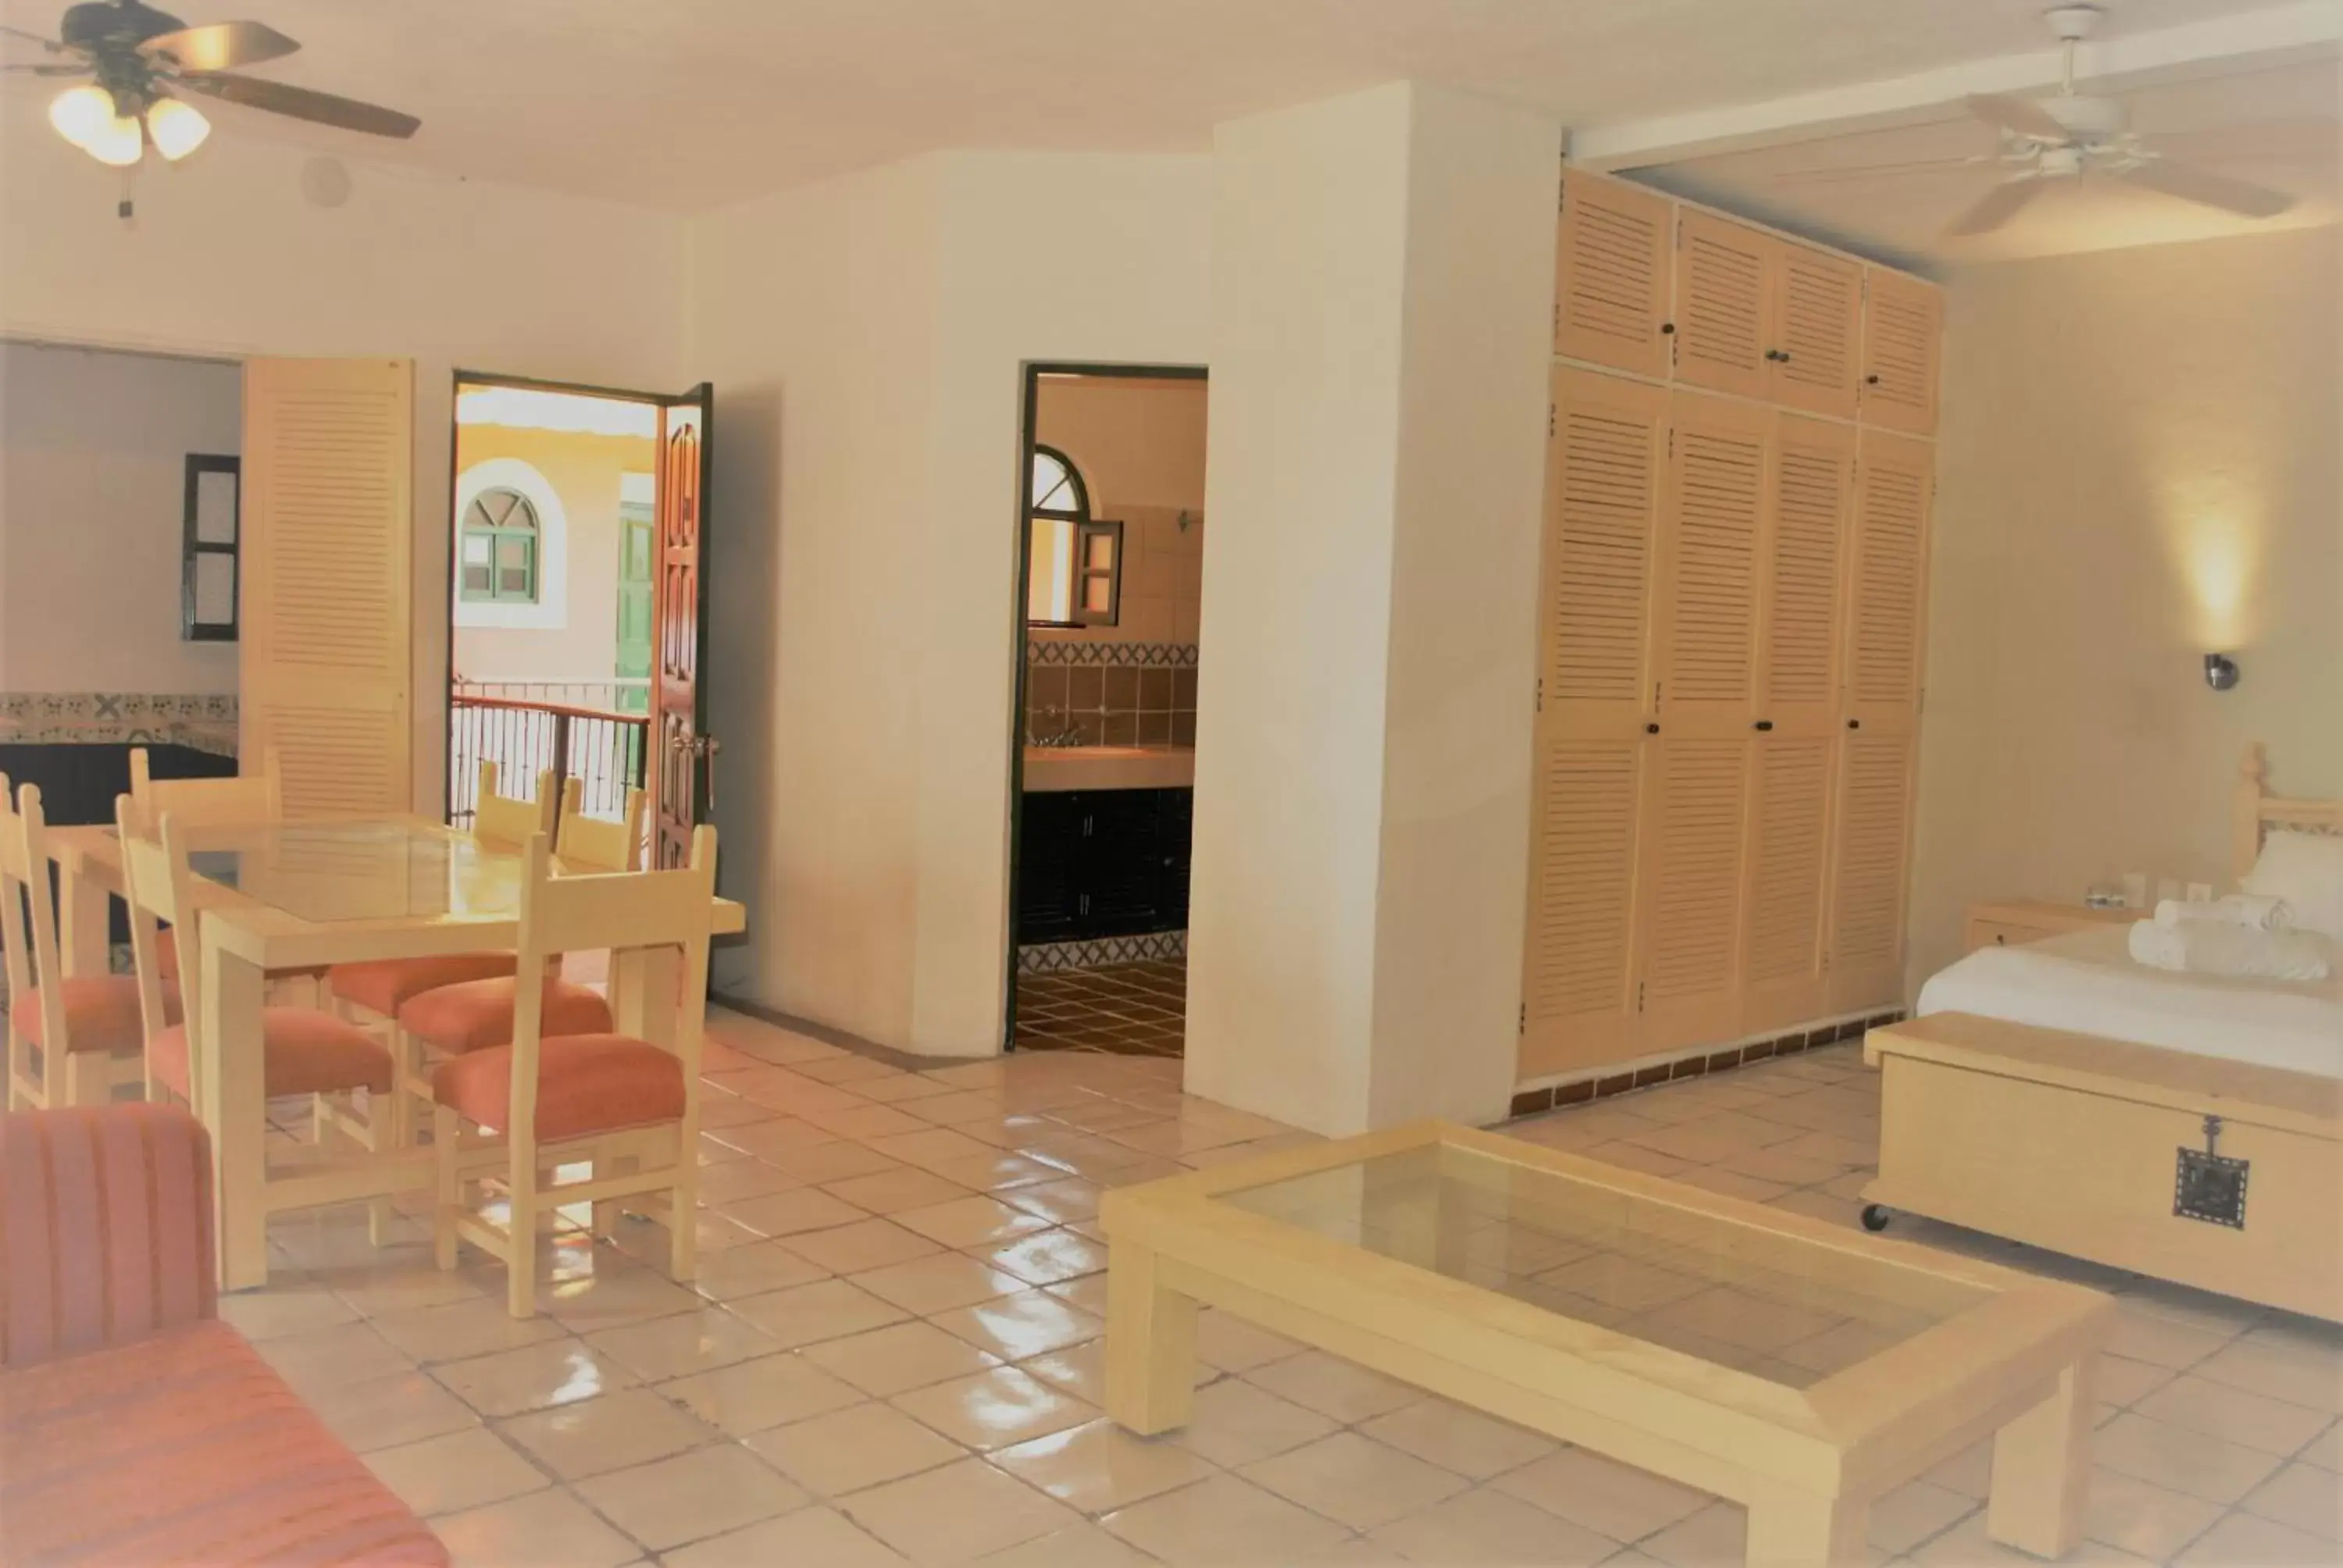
(1007, 363, 1206, 1057)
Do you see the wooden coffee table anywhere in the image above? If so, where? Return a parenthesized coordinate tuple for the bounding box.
(1100, 1121, 2112, 1567)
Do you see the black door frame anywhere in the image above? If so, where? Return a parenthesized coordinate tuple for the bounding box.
(1004, 361, 1207, 1051)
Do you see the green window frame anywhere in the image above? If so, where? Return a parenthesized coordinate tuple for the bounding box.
(459, 486, 540, 604)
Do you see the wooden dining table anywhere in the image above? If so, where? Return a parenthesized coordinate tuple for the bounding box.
(43, 815, 745, 1291)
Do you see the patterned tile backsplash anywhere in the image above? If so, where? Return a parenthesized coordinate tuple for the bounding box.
(1022, 642, 1199, 747)
(0, 692, 239, 757)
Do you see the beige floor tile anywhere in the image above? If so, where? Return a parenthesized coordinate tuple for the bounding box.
(893, 1195, 1057, 1249)
(1575, 1139, 1696, 1179)
(893, 1365, 1099, 1452)
(658, 1350, 867, 1435)
(1100, 1472, 1353, 1566)
(1671, 1165, 1797, 1203)
(1368, 1484, 1617, 1565)
(1040, 1272, 1111, 1317)
(332, 1259, 492, 1318)
(2084, 1466, 2230, 1560)
(822, 1166, 977, 1215)
(1246, 1349, 1425, 1424)
(2239, 1460, 2343, 1541)
(1635, 1499, 1753, 1567)
(1492, 1446, 1707, 1543)
(497, 1385, 721, 1479)
(794, 1054, 907, 1086)
(2293, 1420, 2341, 1470)
(2174, 1507, 2334, 1565)
(433, 1335, 641, 1418)
(974, 1228, 1109, 1288)
(851, 1074, 961, 1105)
(1193, 1308, 1306, 1373)
(688, 1238, 834, 1301)
(690, 1157, 807, 1205)
(872, 1127, 1004, 1169)
(853, 1253, 1030, 1314)
(2132, 1374, 2338, 1457)
(363, 1427, 548, 1517)
(539, 1267, 707, 1333)
(1018, 1337, 1211, 1404)
(255, 1320, 417, 1395)
(901, 1090, 1013, 1126)
(1170, 1377, 1340, 1469)
(1357, 1399, 1557, 1481)
(708, 1116, 840, 1160)
(1922, 1439, 1992, 1499)
(991, 1417, 1218, 1513)
(2094, 1352, 2181, 1410)
(803, 1101, 935, 1140)
(840, 1456, 1082, 1563)
(972, 1521, 1159, 1567)
(431, 1485, 641, 1568)
(929, 1288, 1103, 1361)
(725, 1277, 911, 1349)
(1620, 1111, 1804, 1164)
(765, 1139, 910, 1185)
(1001, 1178, 1104, 1227)
(783, 1217, 947, 1274)
(719, 1185, 871, 1238)
(2106, 1308, 2241, 1372)
(1865, 1477, 1976, 1555)
(583, 1305, 783, 1382)
(218, 1278, 361, 1341)
(573, 1442, 810, 1552)
(2194, 1337, 2343, 1415)
(927, 1153, 1070, 1192)
(1243, 1431, 1470, 1531)
(377, 1293, 579, 1359)
(2095, 1411, 2287, 1504)
(804, 1319, 1004, 1396)
(308, 1367, 483, 1453)
(1908, 1512, 2153, 1566)
(746, 1401, 966, 1495)
(662, 1503, 912, 1567)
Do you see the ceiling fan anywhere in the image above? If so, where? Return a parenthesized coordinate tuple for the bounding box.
(1783, 4, 2300, 238)
(4, 1, 419, 170)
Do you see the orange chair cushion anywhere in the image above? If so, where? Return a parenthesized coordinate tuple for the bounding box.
(1, 1319, 448, 1565)
(329, 953, 519, 1017)
(397, 976, 614, 1055)
(17, 976, 180, 1055)
(433, 1034, 685, 1142)
(151, 1010, 393, 1101)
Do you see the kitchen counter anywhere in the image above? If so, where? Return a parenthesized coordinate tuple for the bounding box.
(1022, 743, 1195, 793)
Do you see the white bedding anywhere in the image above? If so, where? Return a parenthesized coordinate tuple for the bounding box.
(1917, 924, 2343, 1080)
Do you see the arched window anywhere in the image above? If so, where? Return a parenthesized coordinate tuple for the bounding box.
(1026, 444, 1121, 626)
(460, 486, 540, 604)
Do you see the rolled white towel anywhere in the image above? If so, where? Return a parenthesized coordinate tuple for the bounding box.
(2128, 919, 2332, 982)
(2153, 893, 2292, 931)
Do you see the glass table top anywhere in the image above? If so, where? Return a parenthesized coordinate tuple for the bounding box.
(1223, 1143, 1987, 1389)
(175, 818, 523, 925)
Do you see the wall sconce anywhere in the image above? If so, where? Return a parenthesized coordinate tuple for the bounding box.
(2204, 653, 2240, 692)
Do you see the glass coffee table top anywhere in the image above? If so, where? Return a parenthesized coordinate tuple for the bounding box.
(180, 818, 519, 925)
(1225, 1142, 1988, 1388)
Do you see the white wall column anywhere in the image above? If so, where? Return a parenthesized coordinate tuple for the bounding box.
(1185, 81, 1559, 1135)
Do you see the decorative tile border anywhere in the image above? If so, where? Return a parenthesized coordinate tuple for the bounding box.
(0, 693, 239, 757)
(1026, 641, 1199, 669)
(1018, 930, 1187, 975)
(1505, 1010, 1907, 1119)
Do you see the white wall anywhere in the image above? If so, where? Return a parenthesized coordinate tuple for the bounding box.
(690, 150, 1212, 1053)
(0, 342, 242, 695)
(1184, 83, 1557, 1135)
(0, 100, 690, 804)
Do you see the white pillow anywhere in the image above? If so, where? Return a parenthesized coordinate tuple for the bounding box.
(2244, 829, 2343, 941)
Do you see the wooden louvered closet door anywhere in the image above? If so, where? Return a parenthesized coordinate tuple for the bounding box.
(1519, 369, 1667, 1079)
(1741, 416, 1853, 1032)
(241, 358, 414, 818)
(1860, 268, 1943, 435)
(1828, 429, 1935, 1012)
(1554, 169, 1674, 379)
(1635, 390, 1765, 1053)
(1673, 211, 1772, 401)
(1768, 244, 1863, 420)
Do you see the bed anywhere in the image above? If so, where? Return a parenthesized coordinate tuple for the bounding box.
(1862, 744, 2343, 1322)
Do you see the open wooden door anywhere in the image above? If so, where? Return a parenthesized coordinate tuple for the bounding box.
(242, 358, 414, 816)
(651, 384, 714, 868)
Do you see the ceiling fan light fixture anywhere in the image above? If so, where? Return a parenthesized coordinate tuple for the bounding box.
(146, 96, 210, 161)
(47, 83, 138, 161)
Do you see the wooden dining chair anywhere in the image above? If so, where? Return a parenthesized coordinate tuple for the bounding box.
(116, 797, 401, 1243)
(3, 779, 178, 1109)
(433, 825, 719, 1317)
(127, 746, 287, 985)
(556, 782, 647, 874)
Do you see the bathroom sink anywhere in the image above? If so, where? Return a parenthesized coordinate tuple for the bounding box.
(1022, 743, 1195, 793)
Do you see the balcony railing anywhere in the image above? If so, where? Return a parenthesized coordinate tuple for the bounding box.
(448, 690, 650, 835)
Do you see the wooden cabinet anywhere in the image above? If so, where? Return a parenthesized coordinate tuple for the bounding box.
(1553, 169, 1674, 380)
(1015, 787, 1193, 946)
(1963, 900, 2136, 953)
(1673, 209, 1772, 401)
(1771, 244, 1864, 419)
(1860, 267, 1944, 435)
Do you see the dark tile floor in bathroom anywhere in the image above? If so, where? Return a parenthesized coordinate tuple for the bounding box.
(1011, 959, 1187, 1057)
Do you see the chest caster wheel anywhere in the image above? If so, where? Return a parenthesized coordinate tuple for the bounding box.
(1859, 1203, 1893, 1233)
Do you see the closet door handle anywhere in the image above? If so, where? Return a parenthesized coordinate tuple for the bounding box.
(1753, 720, 1774, 732)
(1645, 723, 1661, 735)
(1846, 718, 1862, 731)
(1865, 373, 1882, 385)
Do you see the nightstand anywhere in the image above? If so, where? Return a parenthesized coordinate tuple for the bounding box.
(1963, 899, 2139, 954)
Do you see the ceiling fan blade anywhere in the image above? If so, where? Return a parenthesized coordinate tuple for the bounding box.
(2142, 120, 2339, 165)
(1964, 92, 2071, 142)
(179, 72, 420, 138)
(1776, 156, 1991, 186)
(0, 23, 67, 52)
(2115, 159, 2296, 219)
(1945, 176, 2049, 237)
(3, 62, 92, 75)
(140, 21, 300, 72)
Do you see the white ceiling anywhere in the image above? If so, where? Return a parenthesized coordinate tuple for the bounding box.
(1629, 58, 2341, 266)
(0, 0, 2309, 215)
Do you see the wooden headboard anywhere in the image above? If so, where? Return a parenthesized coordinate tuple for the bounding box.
(2234, 743, 2343, 881)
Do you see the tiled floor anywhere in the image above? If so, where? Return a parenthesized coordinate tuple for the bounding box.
(216, 1013, 2339, 1566)
(1011, 960, 1187, 1057)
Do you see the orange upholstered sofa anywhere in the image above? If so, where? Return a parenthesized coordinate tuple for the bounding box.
(1, 1103, 448, 1566)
